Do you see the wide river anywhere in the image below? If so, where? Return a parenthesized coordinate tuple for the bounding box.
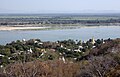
(0, 26, 120, 45)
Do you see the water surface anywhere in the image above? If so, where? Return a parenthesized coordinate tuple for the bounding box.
(0, 26, 120, 45)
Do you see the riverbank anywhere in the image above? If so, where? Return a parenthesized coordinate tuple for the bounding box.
(0, 25, 119, 31)
(0, 26, 51, 31)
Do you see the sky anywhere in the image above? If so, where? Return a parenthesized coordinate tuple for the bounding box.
(0, 0, 120, 13)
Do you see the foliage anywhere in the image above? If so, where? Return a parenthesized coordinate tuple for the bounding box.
(0, 38, 120, 77)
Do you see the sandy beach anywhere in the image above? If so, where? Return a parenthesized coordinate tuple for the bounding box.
(0, 26, 50, 31)
(0, 25, 119, 31)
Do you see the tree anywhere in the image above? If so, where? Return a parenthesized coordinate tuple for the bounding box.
(77, 56, 118, 77)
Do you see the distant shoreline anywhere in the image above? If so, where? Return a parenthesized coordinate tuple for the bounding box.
(0, 26, 51, 31)
(0, 25, 119, 31)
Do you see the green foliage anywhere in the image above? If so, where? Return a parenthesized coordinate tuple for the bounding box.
(1, 56, 9, 65)
(0, 38, 120, 77)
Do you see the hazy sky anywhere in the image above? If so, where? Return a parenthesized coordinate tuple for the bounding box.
(0, 0, 120, 13)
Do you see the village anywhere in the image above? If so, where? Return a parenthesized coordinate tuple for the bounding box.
(0, 37, 107, 67)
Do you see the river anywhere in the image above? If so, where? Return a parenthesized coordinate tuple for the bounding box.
(0, 26, 120, 45)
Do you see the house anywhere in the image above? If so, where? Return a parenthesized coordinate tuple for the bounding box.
(102, 40, 105, 44)
(74, 49, 81, 52)
(8, 57, 12, 60)
(79, 46, 83, 49)
(41, 49, 46, 53)
(62, 57, 66, 63)
(59, 53, 62, 55)
(67, 49, 71, 51)
(40, 52, 44, 56)
(20, 51, 24, 53)
(34, 41, 38, 43)
(29, 48, 33, 53)
(0, 54, 5, 57)
(22, 39, 26, 44)
(60, 45, 63, 48)
(59, 56, 66, 63)
(92, 46, 96, 48)
(27, 48, 33, 53)
(0, 65, 3, 68)
(55, 41, 58, 43)
(22, 39, 26, 42)
(38, 42, 43, 45)
(74, 58, 77, 60)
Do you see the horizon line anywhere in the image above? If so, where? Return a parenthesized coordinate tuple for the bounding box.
(0, 12, 120, 15)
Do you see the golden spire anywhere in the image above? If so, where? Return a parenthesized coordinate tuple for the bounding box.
(91, 36, 95, 45)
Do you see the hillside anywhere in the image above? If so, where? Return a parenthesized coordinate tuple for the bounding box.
(0, 38, 120, 77)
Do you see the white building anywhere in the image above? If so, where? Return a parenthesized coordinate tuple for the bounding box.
(40, 52, 44, 56)
(79, 46, 83, 49)
(74, 49, 81, 52)
(60, 45, 63, 48)
(22, 39, 26, 42)
(0, 54, 4, 57)
(28, 48, 33, 53)
(92, 46, 96, 48)
(62, 57, 66, 63)
(67, 49, 71, 51)
(34, 41, 38, 43)
(0, 65, 3, 68)
(38, 42, 43, 45)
